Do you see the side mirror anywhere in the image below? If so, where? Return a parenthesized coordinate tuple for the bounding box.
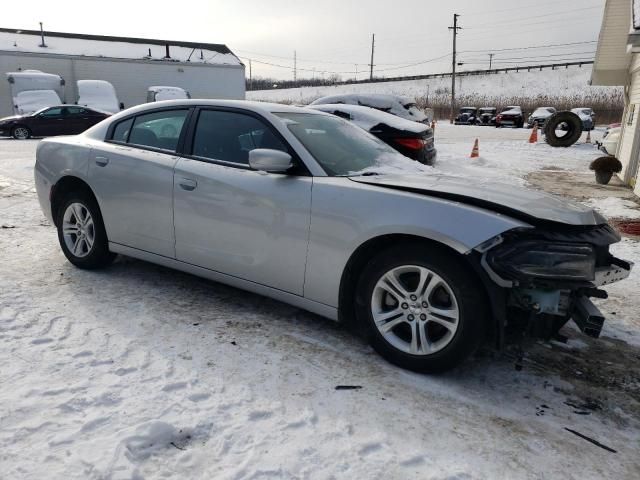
(248, 149, 293, 173)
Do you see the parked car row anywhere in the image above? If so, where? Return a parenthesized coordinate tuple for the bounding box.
(454, 105, 596, 130)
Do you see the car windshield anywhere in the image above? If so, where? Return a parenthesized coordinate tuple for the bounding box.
(275, 112, 428, 176)
(460, 108, 476, 114)
(479, 108, 495, 113)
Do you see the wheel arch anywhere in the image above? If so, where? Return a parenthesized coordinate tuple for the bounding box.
(50, 176, 98, 227)
(338, 234, 498, 340)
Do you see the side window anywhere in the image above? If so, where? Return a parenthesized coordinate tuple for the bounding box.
(192, 110, 287, 165)
(129, 109, 188, 152)
(112, 118, 134, 143)
(40, 107, 63, 117)
(67, 106, 86, 116)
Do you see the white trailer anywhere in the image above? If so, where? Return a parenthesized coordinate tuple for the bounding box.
(77, 80, 120, 113)
(5, 69, 65, 114)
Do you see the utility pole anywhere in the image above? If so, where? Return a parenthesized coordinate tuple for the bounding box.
(293, 50, 297, 85)
(489, 53, 494, 70)
(249, 59, 253, 91)
(369, 34, 375, 81)
(448, 14, 461, 123)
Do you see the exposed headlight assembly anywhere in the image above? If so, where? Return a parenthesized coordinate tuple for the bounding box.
(487, 241, 596, 282)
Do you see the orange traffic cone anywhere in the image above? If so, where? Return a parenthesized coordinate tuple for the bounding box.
(528, 122, 538, 143)
(470, 138, 479, 158)
(585, 129, 592, 144)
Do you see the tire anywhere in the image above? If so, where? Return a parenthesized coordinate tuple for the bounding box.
(12, 125, 31, 140)
(544, 111, 583, 147)
(55, 192, 115, 269)
(355, 243, 487, 373)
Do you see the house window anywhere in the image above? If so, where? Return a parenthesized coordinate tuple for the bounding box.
(628, 104, 636, 126)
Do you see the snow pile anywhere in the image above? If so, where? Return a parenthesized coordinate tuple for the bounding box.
(149, 86, 190, 101)
(14, 90, 61, 115)
(584, 197, 640, 219)
(308, 104, 428, 133)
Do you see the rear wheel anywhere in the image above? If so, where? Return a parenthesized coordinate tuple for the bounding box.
(55, 192, 115, 269)
(355, 244, 486, 372)
(12, 126, 31, 139)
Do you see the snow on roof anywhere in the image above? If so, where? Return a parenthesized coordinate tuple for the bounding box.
(0, 27, 241, 66)
(14, 89, 61, 115)
(308, 104, 428, 134)
(634, 0, 640, 30)
(310, 93, 427, 122)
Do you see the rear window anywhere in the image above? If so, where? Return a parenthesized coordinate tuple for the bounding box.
(112, 118, 133, 143)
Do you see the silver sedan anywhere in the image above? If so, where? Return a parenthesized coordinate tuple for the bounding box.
(35, 100, 631, 372)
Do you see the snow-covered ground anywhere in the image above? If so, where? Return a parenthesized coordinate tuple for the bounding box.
(1, 127, 639, 479)
(247, 66, 622, 113)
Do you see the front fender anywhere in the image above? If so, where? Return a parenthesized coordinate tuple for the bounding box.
(303, 177, 529, 307)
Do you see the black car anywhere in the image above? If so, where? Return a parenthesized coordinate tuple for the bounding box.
(0, 105, 110, 139)
(308, 104, 436, 165)
(477, 107, 497, 126)
(454, 107, 477, 125)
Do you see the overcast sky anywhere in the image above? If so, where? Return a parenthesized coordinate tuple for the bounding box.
(6, 0, 605, 80)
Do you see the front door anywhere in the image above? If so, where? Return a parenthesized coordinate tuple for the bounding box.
(88, 108, 190, 257)
(173, 108, 312, 295)
(33, 106, 66, 136)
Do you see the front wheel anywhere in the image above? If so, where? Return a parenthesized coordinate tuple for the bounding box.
(12, 126, 31, 139)
(55, 193, 115, 269)
(355, 244, 486, 373)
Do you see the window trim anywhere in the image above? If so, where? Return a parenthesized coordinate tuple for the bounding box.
(105, 106, 195, 155)
(180, 106, 310, 176)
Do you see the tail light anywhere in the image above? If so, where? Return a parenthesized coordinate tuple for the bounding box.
(394, 138, 426, 150)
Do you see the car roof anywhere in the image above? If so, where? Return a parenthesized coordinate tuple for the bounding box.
(112, 99, 325, 116)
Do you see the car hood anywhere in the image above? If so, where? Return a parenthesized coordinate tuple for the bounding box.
(350, 173, 607, 226)
(0, 115, 24, 123)
(500, 109, 521, 116)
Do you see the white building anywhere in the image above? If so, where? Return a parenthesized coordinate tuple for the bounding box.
(592, 0, 640, 196)
(0, 27, 245, 117)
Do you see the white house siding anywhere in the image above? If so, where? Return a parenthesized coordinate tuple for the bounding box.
(615, 53, 640, 189)
(0, 52, 245, 117)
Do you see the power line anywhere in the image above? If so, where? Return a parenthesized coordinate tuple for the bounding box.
(459, 40, 597, 54)
(465, 6, 602, 30)
(464, 0, 601, 18)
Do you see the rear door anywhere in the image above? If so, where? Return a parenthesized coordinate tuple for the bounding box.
(88, 108, 191, 257)
(173, 108, 312, 295)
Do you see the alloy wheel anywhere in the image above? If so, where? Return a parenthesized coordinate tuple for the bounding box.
(13, 127, 29, 139)
(62, 202, 95, 258)
(371, 265, 460, 355)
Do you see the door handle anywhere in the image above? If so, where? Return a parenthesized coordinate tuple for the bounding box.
(95, 156, 109, 167)
(178, 178, 197, 191)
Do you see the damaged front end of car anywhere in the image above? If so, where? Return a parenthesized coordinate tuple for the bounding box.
(475, 224, 633, 343)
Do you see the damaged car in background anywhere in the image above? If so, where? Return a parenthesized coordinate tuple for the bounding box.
(308, 103, 436, 165)
(34, 100, 632, 373)
(309, 93, 431, 124)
